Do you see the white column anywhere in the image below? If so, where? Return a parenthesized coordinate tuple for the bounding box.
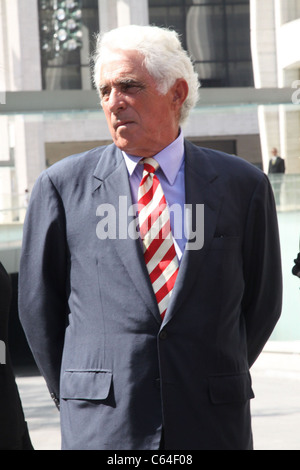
(0, 116, 10, 162)
(250, 0, 278, 88)
(0, 1, 8, 97)
(13, 116, 46, 196)
(99, 0, 149, 33)
(278, 0, 300, 24)
(2, 0, 42, 91)
(257, 105, 281, 173)
(118, 0, 149, 26)
(279, 106, 300, 174)
(99, 0, 118, 32)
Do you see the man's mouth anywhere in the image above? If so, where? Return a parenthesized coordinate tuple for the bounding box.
(115, 120, 135, 129)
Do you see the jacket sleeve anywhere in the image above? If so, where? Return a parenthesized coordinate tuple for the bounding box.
(242, 173, 282, 367)
(18, 171, 68, 406)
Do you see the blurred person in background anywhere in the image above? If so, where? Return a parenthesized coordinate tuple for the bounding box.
(268, 147, 285, 174)
(292, 252, 300, 278)
(0, 262, 33, 450)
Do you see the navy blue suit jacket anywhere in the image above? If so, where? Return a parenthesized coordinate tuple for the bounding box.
(19, 141, 282, 450)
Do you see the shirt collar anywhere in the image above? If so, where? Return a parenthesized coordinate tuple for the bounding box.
(122, 129, 184, 185)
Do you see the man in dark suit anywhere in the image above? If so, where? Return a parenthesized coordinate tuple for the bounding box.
(292, 252, 300, 277)
(268, 148, 285, 206)
(268, 148, 285, 174)
(0, 263, 33, 450)
(19, 25, 282, 450)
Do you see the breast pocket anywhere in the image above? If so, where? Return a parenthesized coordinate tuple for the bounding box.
(210, 236, 241, 251)
(210, 236, 243, 282)
(60, 369, 112, 401)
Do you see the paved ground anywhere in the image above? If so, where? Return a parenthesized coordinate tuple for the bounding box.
(251, 343, 300, 450)
(15, 342, 300, 451)
(16, 373, 61, 450)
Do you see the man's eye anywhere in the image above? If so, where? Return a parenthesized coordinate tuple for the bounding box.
(121, 83, 142, 93)
(101, 88, 110, 98)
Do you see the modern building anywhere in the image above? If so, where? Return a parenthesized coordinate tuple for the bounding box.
(1, 1, 300, 220)
(0, 0, 300, 352)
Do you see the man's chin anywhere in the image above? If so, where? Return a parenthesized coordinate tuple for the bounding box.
(113, 136, 134, 154)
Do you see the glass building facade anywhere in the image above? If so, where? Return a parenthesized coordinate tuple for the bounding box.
(148, 0, 254, 87)
(37, 0, 254, 90)
(38, 0, 99, 90)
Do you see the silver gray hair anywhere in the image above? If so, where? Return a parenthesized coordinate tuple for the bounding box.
(92, 25, 199, 124)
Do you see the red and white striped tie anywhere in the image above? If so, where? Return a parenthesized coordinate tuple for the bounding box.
(138, 158, 179, 320)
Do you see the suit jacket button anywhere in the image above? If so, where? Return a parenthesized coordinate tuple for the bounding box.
(155, 378, 160, 389)
(159, 331, 167, 340)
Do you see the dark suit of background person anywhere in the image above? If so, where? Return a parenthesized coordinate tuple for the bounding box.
(18, 25, 282, 450)
(268, 148, 285, 206)
(0, 263, 33, 450)
(268, 148, 285, 174)
(292, 252, 300, 277)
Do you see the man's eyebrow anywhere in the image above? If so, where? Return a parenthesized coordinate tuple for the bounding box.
(118, 78, 145, 86)
(99, 84, 109, 94)
(99, 78, 145, 90)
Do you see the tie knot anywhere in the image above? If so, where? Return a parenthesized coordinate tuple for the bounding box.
(140, 157, 159, 174)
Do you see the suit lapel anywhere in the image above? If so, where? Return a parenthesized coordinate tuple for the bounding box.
(162, 141, 224, 326)
(93, 145, 161, 324)
(92, 142, 224, 327)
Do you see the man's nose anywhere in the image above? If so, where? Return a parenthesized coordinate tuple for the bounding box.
(108, 88, 126, 113)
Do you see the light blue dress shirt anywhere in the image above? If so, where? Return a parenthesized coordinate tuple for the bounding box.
(122, 130, 186, 261)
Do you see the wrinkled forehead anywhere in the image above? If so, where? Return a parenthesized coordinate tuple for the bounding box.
(99, 49, 154, 86)
(100, 48, 144, 70)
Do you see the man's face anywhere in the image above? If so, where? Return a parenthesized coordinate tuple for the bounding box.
(99, 49, 186, 157)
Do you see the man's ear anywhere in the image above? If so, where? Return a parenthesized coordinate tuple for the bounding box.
(172, 78, 189, 106)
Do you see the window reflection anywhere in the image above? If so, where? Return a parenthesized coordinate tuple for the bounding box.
(38, 0, 99, 90)
(149, 0, 254, 87)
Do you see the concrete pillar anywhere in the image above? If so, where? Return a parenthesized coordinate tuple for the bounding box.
(13, 116, 46, 195)
(258, 105, 281, 173)
(1, 0, 42, 91)
(278, 0, 300, 24)
(99, 0, 149, 33)
(250, 0, 278, 88)
(0, 1, 8, 97)
(251, 0, 300, 174)
(280, 107, 300, 174)
(258, 104, 300, 175)
(0, 117, 15, 223)
(0, 116, 10, 162)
